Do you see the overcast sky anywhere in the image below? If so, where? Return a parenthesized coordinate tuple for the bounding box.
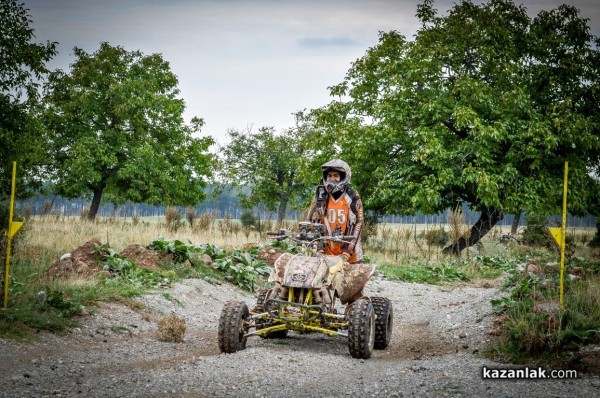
(22, 0, 600, 146)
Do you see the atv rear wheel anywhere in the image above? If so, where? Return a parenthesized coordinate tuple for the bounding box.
(218, 300, 249, 353)
(347, 299, 375, 359)
(255, 289, 288, 339)
(371, 297, 393, 349)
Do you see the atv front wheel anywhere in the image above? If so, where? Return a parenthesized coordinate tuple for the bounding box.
(371, 297, 393, 349)
(218, 300, 249, 353)
(255, 289, 288, 339)
(347, 299, 375, 359)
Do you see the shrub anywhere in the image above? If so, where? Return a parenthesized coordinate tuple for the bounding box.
(196, 210, 216, 232)
(165, 207, 183, 232)
(240, 211, 256, 228)
(157, 314, 186, 342)
(148, 237, 190, 263)
(186, 206, 196, 228)
(213, 250, 271, 292)
(423, 227, 449, 246)
(490, 267, 600, 363)
(522, 213, 550, 246)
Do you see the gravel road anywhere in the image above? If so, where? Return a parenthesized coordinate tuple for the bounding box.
(1, 274, 598, 397)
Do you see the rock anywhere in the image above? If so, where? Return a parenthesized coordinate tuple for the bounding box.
(76, 261, 89, 273)
(35, 290, 47, 302)
(526, 262, 543, 275)
(201, 254, 212, 266)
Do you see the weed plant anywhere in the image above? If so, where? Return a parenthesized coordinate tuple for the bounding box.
(378, 255, 516, 284)
(489, 255, 600, 367)
(0, 218, 272, 338)
(157, 314, 186, 343)
(3, 213, 598, 355)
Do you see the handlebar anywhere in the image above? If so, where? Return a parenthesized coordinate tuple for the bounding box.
(266, 229, 354, 242)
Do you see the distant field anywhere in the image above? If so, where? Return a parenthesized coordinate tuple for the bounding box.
(17, 215, 597, 266)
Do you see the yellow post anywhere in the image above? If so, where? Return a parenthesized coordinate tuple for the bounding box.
(4, 161, 23, 309)
(559, 161, 568, 310)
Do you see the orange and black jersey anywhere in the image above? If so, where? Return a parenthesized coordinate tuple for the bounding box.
(307, 186, 364, 263)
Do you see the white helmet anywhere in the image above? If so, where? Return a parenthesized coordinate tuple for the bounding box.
(322, 159, 351, 194)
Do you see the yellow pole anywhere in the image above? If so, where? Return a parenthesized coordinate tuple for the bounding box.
(4, 162, 16, 308)
(559, 161, 568, 310)
(4, 161, 23, 309)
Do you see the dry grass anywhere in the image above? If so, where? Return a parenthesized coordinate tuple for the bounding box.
(157, 314, 186, 343)
(186, 206, 196, 229)
(19, 215, 595, 266)
(22, 216, 266, 256)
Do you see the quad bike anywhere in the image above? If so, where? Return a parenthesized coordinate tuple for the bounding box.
(218, 222, 393, 359)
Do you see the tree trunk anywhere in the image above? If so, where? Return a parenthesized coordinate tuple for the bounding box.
(87, 185, 106, 221)
(276, 192, 289, 227)
(442, 207, 504, 255)
(511, 211, 521, 235)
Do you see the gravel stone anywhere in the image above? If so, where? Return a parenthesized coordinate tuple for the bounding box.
(0, 274, 598, 397)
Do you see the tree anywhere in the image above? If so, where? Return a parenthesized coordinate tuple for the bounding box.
(220, 122, 311, 226)
(43, 43, 214, 220)
(310, 0, 600, 254)
(1, 0, 57, 210)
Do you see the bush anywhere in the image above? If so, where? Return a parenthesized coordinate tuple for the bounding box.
(522, 213, 550, 246)
(157, 314, 186, 342)
(186, 206, 196, 228)
(213, 250, 271, 292)
(148, 237, 191, 263)
(240, 211, 256, 228)
(422, 227, 449, 246)
(165, 207, 183, 232)
(490, 267, 600, 363)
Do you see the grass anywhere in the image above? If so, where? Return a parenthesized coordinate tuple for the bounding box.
(377, 255, 516, 284)
(487, 255, 600, 370)
(0, 216, 272, 338)
(2, 212, 600, 372)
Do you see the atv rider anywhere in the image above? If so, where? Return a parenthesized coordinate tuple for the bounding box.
(307, 159, 364, 263)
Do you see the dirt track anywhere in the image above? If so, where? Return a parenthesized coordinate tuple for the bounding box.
(1, 276, 599, 397)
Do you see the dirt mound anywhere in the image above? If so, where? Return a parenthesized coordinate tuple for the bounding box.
(44, 238, 107, 279)
(120, 244, 172, 271)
